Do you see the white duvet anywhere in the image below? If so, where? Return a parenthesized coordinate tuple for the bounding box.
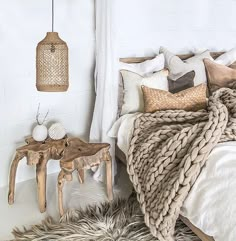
(108, 114, 236, 241)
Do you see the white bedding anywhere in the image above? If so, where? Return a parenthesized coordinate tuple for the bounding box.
(108, 113, 140, 156)
(108, 114, 236, 241)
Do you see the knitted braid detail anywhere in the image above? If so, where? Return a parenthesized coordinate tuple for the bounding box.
(127, 88, 236, 241)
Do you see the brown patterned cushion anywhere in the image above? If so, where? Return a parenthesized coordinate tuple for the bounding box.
(168, 71, 195, 93)
(142, 84, 207, 112)
(204, 58, 236, 94)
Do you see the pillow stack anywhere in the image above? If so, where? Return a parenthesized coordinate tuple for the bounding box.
(118, 46, 236, 115)
(120, 69, 168, 115)
(142, 84, 207, 112)
(160, 46, 213, 86)
(119, 54, 167, 115)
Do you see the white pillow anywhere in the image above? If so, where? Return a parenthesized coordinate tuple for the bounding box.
(160, 47, 213, 86)
(119, 54, 165, 77)
(214, 47, 236, 66)
(120, 69, 168, 115)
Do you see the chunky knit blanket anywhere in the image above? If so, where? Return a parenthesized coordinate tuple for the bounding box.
(127, 88, 236, 241)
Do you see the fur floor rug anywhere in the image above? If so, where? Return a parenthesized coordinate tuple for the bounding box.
(13, 194, 200, 241)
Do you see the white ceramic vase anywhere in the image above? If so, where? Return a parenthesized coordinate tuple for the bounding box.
(48, 123, 66, 140)
(32, 124, 48, 142)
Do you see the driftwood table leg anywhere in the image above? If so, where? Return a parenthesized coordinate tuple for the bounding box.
(65, 173, 73, 182)
(8, 152, 25, 205)
(58, 170, 66, 217)
(105, 153, 113, 201)
(36, 153, 49, 213)
(77, 169, 84, 184)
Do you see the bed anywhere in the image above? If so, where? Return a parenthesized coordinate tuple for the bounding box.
(111, 52, 236, 241)
(116, 143, 214, 241)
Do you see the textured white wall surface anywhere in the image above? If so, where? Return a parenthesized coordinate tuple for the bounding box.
(114, 0, 236, 57)
(0, 0, 95, 187)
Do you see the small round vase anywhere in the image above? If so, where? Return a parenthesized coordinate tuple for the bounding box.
(48, 123, 66, 140)
(32, 124, 48, 142)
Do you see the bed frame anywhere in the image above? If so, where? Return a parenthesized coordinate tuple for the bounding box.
(117, 51, 236, 241)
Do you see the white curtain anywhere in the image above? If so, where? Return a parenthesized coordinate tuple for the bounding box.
(89, 0, 119, 182)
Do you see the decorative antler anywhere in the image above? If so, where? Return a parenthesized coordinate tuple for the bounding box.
(36, 103, 49, 125)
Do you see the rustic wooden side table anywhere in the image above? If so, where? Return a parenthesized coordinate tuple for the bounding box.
(8, 136, 113, 215)
(58, 137, 113, 216)
(8, 136, 67, 213)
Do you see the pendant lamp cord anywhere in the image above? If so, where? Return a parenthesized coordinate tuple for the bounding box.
(52, 0, 54, 32)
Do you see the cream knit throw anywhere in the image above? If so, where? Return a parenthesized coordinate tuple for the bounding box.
(127, 88, 236, 241)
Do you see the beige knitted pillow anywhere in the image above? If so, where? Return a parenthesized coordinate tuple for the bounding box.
(142, 84, 207, 112)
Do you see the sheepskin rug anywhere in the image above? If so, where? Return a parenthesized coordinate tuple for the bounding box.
(13, 193, 200, 241)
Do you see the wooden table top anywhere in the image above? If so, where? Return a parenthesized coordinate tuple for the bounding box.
(16, 136, 110, 170)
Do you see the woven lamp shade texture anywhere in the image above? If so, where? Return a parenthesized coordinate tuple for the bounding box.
(36, 32, 69, 92)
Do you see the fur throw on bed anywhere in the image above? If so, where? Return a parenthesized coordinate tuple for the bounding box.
(127, 88, 236, 241)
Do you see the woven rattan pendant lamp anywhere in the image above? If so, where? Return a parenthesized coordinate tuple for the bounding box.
(36, 0, 69, 92)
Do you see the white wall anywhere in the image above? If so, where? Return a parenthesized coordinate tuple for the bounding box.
(114, 0, 236, 57)
(0, 0, 95, 188)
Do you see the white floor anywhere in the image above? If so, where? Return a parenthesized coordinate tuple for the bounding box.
(0, 163, 133, 241)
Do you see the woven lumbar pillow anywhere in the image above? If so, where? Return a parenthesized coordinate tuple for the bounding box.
(141, 84, 207, 112)
(204, 58, 236, 93)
